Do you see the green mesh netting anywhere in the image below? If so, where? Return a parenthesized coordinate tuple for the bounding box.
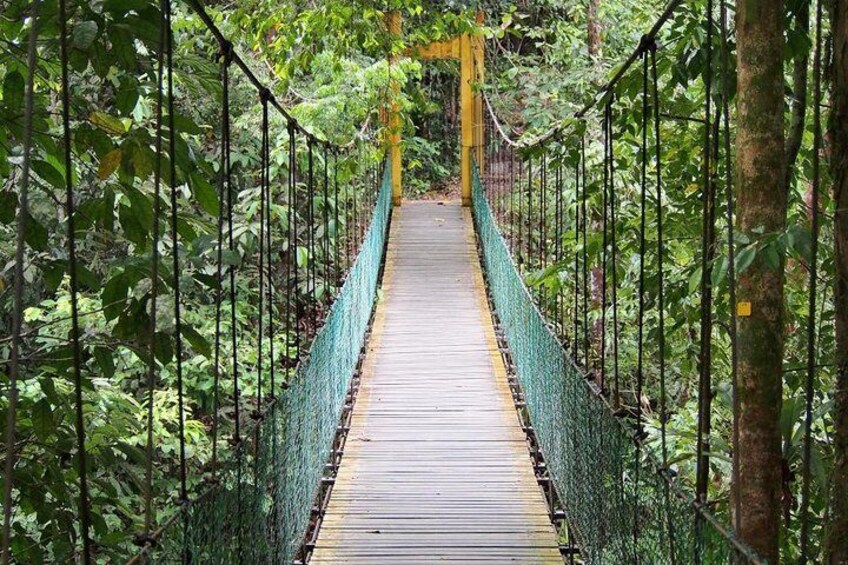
(146, 162, 392, 564)
(471, 167, 763, 565)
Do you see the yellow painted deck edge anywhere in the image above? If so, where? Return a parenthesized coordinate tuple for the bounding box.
(309, 208, 398, 562)
(462, 207, 563, 563)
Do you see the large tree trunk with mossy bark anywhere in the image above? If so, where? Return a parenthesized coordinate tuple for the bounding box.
(734, 2, 786, 563)
(826, 1, 848, 562)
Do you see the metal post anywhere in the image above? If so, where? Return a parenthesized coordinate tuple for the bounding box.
(460, 32, 474, 206)
(387, 11, 403, 207)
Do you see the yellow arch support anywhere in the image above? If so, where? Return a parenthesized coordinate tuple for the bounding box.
(386, 10, 485, 207)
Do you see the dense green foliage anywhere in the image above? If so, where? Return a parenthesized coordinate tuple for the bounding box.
(0, 0, 844, 562)
(483, 0, 838, 561)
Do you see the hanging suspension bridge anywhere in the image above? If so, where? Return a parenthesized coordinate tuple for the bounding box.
(4, 0, 836, 563)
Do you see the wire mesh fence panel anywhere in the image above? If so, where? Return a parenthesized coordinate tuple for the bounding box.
(146, 163, 392, 564)
(472, 166, 763, 565)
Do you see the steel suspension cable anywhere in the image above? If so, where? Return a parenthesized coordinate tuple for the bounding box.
(143, 0, 167, 536)
(265, 97, 277, 400)
(540, 153, 548, 308)
(211, 42, 232, 477)
(222, 43, 241, 447)
(719, 0, 741, 532)
(556, 155, 565, 337)
(608, 98, 621, 408)
(164, 0, 189, 510)
(601, 104, 610, 394)
(573, 155, 580, 363)
(527, 156, 533, 269)
(323, 145, 330, 305)
(649, 41, 677, 562)
(2, 2, 40, 561)
(258, 93, 269, 414)
(333, 151, 341, 290)
(518, 158, 524, 266)
(799, 0, 824, 558)
(633, 46, 650, 556)
(580, 134, 589, 365)
(290, 123, 301, 361)
(695, 0, 716, 505)
(59, 0, 93, 560)
(308, 139, 317, 334)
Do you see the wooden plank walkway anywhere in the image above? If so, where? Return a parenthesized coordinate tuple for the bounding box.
(311, 201, 562, 564)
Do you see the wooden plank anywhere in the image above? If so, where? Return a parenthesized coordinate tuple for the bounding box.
(311, 202, 561, 564)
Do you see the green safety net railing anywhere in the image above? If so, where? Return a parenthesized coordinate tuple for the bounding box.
(471, 167, 763, 564)
(146, 161, 393, 564)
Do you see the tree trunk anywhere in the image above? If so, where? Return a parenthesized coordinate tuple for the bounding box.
(587, 0, 601, 59)
(825, 1, 848, 562)
(734, 2, 786, 563)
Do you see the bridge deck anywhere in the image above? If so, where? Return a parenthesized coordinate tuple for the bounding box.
(311, 201, 561, 564)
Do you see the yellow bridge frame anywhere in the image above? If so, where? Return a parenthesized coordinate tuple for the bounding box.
(386, 11, 485, 207)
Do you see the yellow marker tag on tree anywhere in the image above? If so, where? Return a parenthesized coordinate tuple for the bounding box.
(737, 301, 752, 317)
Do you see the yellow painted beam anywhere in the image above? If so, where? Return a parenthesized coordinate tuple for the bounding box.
(459, 32, 473, 207)
(407, 38, 460, 60)
(386, 11, 403, 206)
(472, 11, 485, 176)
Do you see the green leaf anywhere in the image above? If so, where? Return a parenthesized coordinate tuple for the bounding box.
(119, 204, 146, 247)
(0, 191, 17, 224)
(72, 21, 99, 50)
(3, 70, 25, 113)
(129, 144, 155, 179)
(191, 174, 218, 216)
(711, 256, 728, 288)
(297, 246, 309, 268)
(115, 77, 140, 115)
(108, 27, 136, 70)
(735, 245, 756, 274)
(123, 185, 153, 230)
(43, 260, 67, 290)
(31, 399, 53, 441)
(32, 159, 65, 189)
(181, 324, 211, 358)
(104, 0, 145, 14)
(24, 213, 48, 251)
(89, 111, 126, 135)
(102, 273, 129, 321)
(153, 332, 173, 364)
(688, 266, 702, 295)
(93, 346, 116, 378)
(222, 249, 240, 266)
(98, 149, 123, 180)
